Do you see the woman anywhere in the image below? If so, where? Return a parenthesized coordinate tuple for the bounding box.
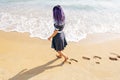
(48, 5, 68, 63)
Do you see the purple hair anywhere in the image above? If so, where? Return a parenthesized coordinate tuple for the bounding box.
(53, 5, 65, 25)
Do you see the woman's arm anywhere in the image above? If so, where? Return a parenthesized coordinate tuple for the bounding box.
(48, 30, 58, 40)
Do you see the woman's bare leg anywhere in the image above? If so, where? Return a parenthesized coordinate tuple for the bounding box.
(57, 51, 68, 62)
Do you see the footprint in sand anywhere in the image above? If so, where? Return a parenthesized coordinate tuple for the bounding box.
(82, 56, 101, 64)
(69, 58, 78, 62)
(66, 61, 72, 64)
(93, 56, 102, 64)
(95, 62, 100, 64)
(82, 56, 90, 60)
(110, 52, 120, 58)
(93, 56, 102, 59)
(63, 60, 71, 64)
(109, 57, 118, 61)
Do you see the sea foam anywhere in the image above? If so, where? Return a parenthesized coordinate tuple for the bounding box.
(0, 0, 120, 42)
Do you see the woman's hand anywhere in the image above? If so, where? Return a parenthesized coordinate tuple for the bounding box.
(48, 30, 58, 41)
(48, 36, 52, 41)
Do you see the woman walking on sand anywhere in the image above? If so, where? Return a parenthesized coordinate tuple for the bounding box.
(48, 5, 68, 63)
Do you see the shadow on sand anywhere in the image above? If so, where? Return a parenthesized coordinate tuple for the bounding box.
(9, 58, 63, 80)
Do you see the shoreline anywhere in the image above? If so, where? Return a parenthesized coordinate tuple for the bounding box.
(0, 30, 120, 80)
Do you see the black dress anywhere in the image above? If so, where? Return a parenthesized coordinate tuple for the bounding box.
(51, 24, 67, 51)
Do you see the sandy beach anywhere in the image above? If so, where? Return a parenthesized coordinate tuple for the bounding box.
(0, 30, 120, 80)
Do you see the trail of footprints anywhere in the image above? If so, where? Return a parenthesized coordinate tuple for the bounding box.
(66, 52, 120, 64)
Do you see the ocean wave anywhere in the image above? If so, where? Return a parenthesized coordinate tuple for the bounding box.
(0, 11, 120, 42)
(0, 0, 120, 42)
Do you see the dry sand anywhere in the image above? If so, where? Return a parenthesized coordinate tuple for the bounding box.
(0, 30, 120, 80)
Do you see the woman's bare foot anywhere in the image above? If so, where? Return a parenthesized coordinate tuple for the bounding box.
(63, 57, 68, 63)
(63, 57, 71, 64)
(56, 54, 62, 58)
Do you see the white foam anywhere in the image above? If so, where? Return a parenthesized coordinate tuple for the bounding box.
(0, 0, 120, 42)
(0, 11, 120, 42)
